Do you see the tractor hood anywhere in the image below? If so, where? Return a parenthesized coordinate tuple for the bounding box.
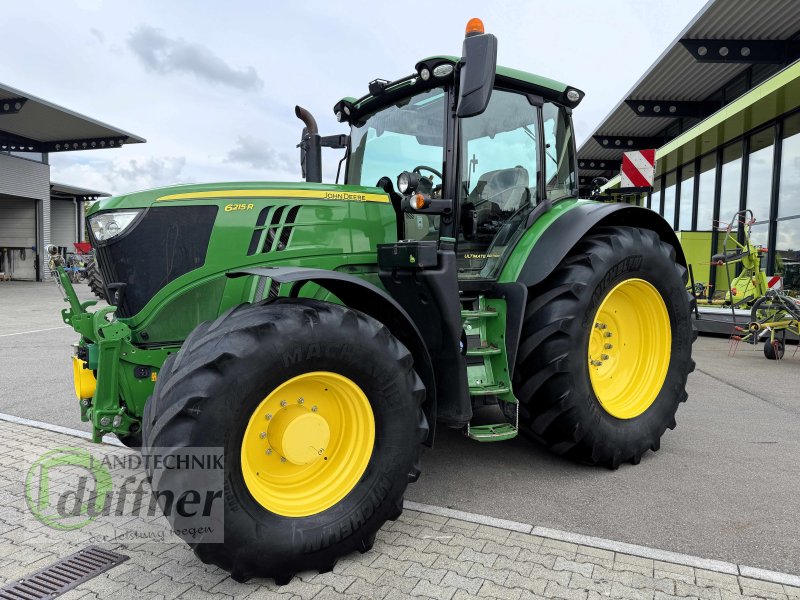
(85, 181, 396, 323)
(86, 181, 389, 215)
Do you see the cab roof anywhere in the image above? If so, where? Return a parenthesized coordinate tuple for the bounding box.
(336, 55, 582, 122)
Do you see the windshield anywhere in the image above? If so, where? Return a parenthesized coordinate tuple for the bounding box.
(543, 101, 577, 201)
(347, 88, 445, 190)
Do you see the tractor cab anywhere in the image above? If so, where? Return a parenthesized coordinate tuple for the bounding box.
(329, 24, 583, 284)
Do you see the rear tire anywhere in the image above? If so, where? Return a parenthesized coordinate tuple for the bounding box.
(142, 299, 427, 582)
(85, 258, 106, 301)
(510, 226, 695, 468)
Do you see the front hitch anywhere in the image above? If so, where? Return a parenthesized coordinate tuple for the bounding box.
(48, 246, 141, 442)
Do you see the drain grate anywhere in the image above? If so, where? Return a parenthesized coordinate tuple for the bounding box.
(0, 546, 128, 599)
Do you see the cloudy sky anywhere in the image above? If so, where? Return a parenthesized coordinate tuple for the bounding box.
(3, 0, 707, 195)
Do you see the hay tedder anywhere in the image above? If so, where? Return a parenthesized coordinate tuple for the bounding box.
(730, 289, 800, 359)
(48, 20, 695, 582)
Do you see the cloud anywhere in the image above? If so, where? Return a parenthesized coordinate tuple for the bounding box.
(51, 156, 187, 196)
(89, 28, 105, 43)
(110, 156, 187, 189)
(226, 136, 296, 172)
(127, 25, 263, 92)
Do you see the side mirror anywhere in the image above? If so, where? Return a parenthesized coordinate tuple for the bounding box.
(456, 31, 498, 118)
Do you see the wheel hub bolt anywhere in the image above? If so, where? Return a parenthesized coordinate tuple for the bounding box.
(266, 449, 272, 455)
(604, 332, 613, 338)
(280, 400, 287, 407)
(298, 398, 304, 404)
(604, 343, 613, 349)
(311, 405, 318, 412)
(590, 360, 603, 366)
(266, 413, 272, 420)
(601, 354, 610, 360)
(280, 457, 287, 463)
(259, 432, 266, 439)
(595, 322, 607, 329)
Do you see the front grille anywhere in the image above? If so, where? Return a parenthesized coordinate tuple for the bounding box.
(91, 205, 218, 317)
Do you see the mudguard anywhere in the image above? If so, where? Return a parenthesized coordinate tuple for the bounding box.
(227, 266, 436, 446)
(517, 202, 686, 288)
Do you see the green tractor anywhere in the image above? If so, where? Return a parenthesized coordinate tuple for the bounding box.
(50, 20, 694, 583)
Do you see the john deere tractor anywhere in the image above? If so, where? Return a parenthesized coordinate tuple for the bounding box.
(50, 20, 694, 583)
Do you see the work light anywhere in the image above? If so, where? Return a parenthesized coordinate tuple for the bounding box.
(397, 171, 420, 195)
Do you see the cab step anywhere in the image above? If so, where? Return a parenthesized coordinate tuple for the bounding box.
(468, 383, 511, 396)
(461, 309, 498, 319)
(467, 423, 518, 442)
(465, 344, 502, 357)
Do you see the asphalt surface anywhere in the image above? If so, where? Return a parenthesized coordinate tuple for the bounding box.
(0, 281, 798, 575)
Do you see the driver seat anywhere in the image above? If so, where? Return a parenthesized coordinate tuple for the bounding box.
(468, 166, 530, 212)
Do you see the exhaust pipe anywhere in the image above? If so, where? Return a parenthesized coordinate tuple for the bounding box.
(295, 106, 318, 135)
(295, 105, 322, 183)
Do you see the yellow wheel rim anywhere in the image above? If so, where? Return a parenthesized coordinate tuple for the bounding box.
(240, 371, 375, 517)
(588, 278, 671, 419)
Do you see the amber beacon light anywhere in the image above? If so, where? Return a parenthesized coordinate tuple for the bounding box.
(465, 18, 485, 37)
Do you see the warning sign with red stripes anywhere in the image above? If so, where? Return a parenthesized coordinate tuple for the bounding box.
(620, 149, 656, 188)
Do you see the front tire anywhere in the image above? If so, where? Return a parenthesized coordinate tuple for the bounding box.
(85, 258, 106, 301)
(511, 226, 695, 468)
(142, 299, 427, 583)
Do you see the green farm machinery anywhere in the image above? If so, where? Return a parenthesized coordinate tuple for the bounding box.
(49, 20, 695, 582)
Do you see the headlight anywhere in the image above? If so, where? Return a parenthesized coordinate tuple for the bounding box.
(89, 210, 142, 242)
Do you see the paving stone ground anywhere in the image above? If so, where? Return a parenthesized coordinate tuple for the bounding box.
(0, 419, 797, 600)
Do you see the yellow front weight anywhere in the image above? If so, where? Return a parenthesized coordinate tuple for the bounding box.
(72, 356, 97, 400)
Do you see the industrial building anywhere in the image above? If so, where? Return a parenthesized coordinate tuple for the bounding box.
(0, 83, 143, 280)
(578, 0, 800, 297)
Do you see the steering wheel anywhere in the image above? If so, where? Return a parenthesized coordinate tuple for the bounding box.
(413, 165, 443, 180)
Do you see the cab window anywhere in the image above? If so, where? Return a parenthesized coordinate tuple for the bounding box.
(457, 89, 541, 279)
(543, 101, 577, 201)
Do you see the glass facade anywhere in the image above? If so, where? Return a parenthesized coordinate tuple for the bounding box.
(777, 113, 800, 219)
(650, 109, 800, 296)
(718, 142, 743, 225)
(650, 176, 661, 212)
(678, 164, 694, 231)
(662, 171, 677, 227)
(696, 154, 716, 230)
(744, 127, 774, 221)
(775, 113, 800, 295)
(775, 218, 800, 293)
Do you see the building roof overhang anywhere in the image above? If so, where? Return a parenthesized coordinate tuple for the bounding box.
(0, 82, 145, 154)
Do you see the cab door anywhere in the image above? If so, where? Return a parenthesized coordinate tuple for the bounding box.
(455, 89, 543, 280)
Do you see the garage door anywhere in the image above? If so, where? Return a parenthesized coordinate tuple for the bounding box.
(0, 198, 37, 280)
(51, 199, 77, 250)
